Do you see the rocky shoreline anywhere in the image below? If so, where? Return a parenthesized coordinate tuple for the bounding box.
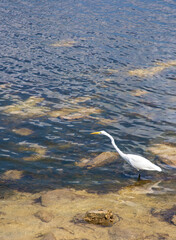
(0, 180, 176, 240)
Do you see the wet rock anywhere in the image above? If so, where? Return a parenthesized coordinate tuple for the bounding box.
(76, 152, 119, 169)
(34, 210, 54, 223)
(40, 188, 84, 207)
(1, 170, 23, 180)
(148, 143, 176, 167)
(84, 209, 114, 226)
(41, 232, 56, 240)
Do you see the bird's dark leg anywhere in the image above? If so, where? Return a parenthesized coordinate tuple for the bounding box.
(137, 173, 141, 181)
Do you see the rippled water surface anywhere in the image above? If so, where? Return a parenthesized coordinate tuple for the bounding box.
(0, 0, 176, 193)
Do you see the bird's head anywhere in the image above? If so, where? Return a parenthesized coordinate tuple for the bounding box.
(91, 130, 109, 137)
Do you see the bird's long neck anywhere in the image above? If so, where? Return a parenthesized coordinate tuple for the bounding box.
(106, 133, 126, 158)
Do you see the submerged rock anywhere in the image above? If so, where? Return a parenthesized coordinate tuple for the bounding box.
(76, 152, 119, 169)
(50, 40, 77, 47)
(102, 68, 119, 75)
(41, 232, 57, 240)
(171, 215, 176, 225)
(129, 65, 166, 77)
(148, 143, 176, 167)
(34, 210, 54, 223)
(84, 209, 114, 226)
(40, 188, 85, 207)
(12, 128, 33, 136)
(130, 89, 148, 97)
(3, 96, 50, 118)
(49, 106, 102, 120)
(67, 96, 91, 104)
(151, 205, 176, 226)
(19, 143, 47, 161)
(128, 60, 176, 77)
(92, 117, 117, 125)
(1, 170, 24, 180)
(0, 184, 176, 240)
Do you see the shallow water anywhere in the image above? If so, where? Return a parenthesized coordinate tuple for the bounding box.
(0, 0, 176, 195)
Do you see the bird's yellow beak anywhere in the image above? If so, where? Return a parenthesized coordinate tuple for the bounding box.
(91, 132, 101, 134)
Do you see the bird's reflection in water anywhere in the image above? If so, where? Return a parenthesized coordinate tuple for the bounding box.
(122, 180, 174, 195)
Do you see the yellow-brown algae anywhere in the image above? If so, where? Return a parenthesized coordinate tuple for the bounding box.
(50, 40, 77, 47)
(49, 107, 102, 120)
(0, 83, 11, 89)
(130, 89, 148, 97)
(96, 117, 117, 125)
(155, 60, 176, 67)
(128, 60, 176, 77)
(3, 96, 50, 118)
(104, 78, 113, 82)
(66, 96, 91, 104)
(57, 143, 74, 150)
(19, 143, 47, 161)
(128, 66, 166, 77)
(1, 170, 24, 180)
(12, 128, 33, 136)
(104, 69, 119, 74)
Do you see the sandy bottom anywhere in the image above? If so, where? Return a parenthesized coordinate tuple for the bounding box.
(0, 179, 176, 240)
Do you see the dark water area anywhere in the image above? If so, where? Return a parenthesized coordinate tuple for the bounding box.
(0, 0, 176, 194)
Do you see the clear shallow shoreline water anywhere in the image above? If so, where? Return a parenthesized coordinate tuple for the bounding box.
(0, 0, 176, 194)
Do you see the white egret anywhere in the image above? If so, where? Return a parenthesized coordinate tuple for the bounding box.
(91, 130, 162, 180)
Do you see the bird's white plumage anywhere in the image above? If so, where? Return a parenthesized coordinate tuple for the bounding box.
(91, 130, 162, 173)
(124, 154, 162, 171)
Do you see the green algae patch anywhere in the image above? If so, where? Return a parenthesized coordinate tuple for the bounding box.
(3, 96, 50, 118)
(148, 143, 176, 167)
(129, 60, 176, 77)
